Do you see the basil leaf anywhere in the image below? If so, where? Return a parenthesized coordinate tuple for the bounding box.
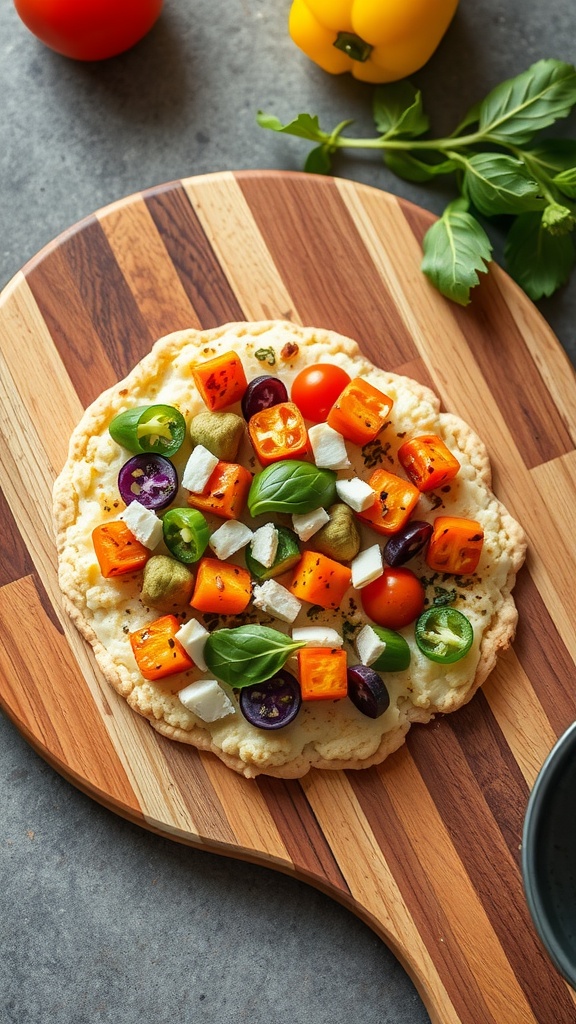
(525, 138, 576, 175)
(384, 151, 456, 183)
(421, 200, 493, 306)
(256, 111, 325, 142)
(462, 153, 545, 215)
(204, 626, 305, 687)
(305, 145, 333, 175)
(373, 82, 429, 139)
(248, 461, 337, 517)
(478, 59, 576, 145)
(552, 167, 576, 199)
(504, 212, 576, 299)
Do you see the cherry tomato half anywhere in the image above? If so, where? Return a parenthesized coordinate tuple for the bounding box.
(291, 364, 351, 423)
(13, 0, 163, 61)
(360, 567, 425, 630)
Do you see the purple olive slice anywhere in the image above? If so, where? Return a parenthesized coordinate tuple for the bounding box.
(239, 669, 301, 730)
(118, 454, 178, 511)
(241, 375, 288, 421)
(383, 520, 433, 566)
(347, 665, 390, 719)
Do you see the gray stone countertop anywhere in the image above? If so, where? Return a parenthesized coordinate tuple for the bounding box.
(1, 3, 575, 1023)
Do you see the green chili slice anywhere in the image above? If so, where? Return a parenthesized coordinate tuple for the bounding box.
(109, 404, 186, 456)
(162, 508, 210, 564)
(415, 607, 474, 665)
(370, 627, 411, 672)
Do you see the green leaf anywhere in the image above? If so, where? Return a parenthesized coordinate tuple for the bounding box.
(450, 101, 482, 137)
(256, 111, 325, 142)
(248, 461, 337, 517)
(305, 145, 333, 175)
(204, 626, 305, 688)
(421, 199, 493, 306)
(504, 212, 576, 299)
(477, 59, 576, 144)
(254, 346, 276, 366)
(373, 81, 429, 138)
(462, 152, 545, 215)
(384, 150, 456, 183)
(525, 138, 576, 174)
(552, 167, 576, 199)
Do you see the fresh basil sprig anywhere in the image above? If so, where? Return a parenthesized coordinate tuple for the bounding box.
(204, 625, 306, 687)
(257, 59, 576, 304)
(248, 460, 337, 517)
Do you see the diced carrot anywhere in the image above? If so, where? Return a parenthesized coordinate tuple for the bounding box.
(248, 402, 308, 466)
(289, 550, 351, 610)
(92, 520, 150, 578)
(190, 557, 252, 614)
(356, 468, 420, 536)
(129, 614, 194, 681)
(187, 461, 252, 520)
(298, 647, 348, 701)
(192, 351, 248, 411)
(398, 435, 460, 492)
(426, 516, 484, 575)
(326, 377, 393, 446)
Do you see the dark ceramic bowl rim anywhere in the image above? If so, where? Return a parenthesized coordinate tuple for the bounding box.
(522, 720, 576, 988)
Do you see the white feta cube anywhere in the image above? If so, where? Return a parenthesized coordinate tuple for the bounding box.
(250, 523, 279, 568)
(292, 506, 330, 542)
(351, 544, 383, 589)
(182, 444, 219, 493)
(291, 627, 343, 648)
(209, 520, 254, 561)
(252, 579, 302, 623)
(335, 478, 376, 513)
(175, 618, 210, 671)
(308, 422, 351, 471)
(355, 623, 386, 666)
(177, 679, 235, 722)
(118, 502, 163, 549)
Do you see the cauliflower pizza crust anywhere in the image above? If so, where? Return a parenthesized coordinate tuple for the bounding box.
(53, 321, 527, 779)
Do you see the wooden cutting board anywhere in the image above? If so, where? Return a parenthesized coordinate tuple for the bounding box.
(1, 170, 575, 1024)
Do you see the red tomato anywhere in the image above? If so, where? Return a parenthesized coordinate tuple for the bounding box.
(291, 364, 351, 423)
(360, 568, 425, 630)
(13, 0, 163, 61)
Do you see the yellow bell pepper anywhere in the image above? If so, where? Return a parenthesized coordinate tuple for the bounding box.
(289, 0, 460, 84)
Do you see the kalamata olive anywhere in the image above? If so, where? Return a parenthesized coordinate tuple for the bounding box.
(241, 375, 288, 421)
(239, 669, 301, 730)
(347, 665, 390, 719)
(118, 454, 178, 511)
(383, 520, 433, 566)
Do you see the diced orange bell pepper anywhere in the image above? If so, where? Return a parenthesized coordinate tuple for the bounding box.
(192, 351, 248, 411)
(248, 402, 309, 466)
(190, 557, 252, 614)
(92, 520, 150, 578)
(356, 468, 420, 535)
(398, 435, 461, 492)
(298, 647, 348, 701)
(187, 460, 252, 520)
(327, 377, 393, 446)
(289, 550, 351, 609)
(129, 614, 194, 681)
(426, 516, 484, 575)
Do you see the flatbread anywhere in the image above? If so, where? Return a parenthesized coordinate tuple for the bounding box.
(53, 321, 527, 778)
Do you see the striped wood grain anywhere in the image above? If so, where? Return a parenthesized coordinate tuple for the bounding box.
(1, 171, 575, 1024)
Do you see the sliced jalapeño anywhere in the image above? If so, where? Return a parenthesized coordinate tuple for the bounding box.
(109, 404, 186, 456)
(415, 606, 474, 664)
(162, 508, 210, 564)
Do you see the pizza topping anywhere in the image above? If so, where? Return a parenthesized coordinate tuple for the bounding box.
(241, 374, 288, 420)
(356, 468, 420, 535)
(177, 678, 235, 722)
(203, 625, 306, 688)
(313, 503, 361, 562)
(118, 454, 178, 511)
(162, 507, 210, 564)
(109, 404, 186, 457)
(118, 501, 163, 549)
(129, 614, 194, 681)
(355, 623, 388, 667)
(347, 665, 390, 720)
(192, 350, 248, 411)
(426, 516, 484, 575)
(350, 544, 384, 590)
(291, 506, 330, 542)
(415, 607, 474, 664)
(290, 363, 351, 423)
(291, 626, 343, 648)
(335, 477, 376, 513)
(190, 557, 252, 615)
(176, 618, 210, 670)
(249, 523, 279, 568)
(289, 550, 352, 610)
(187, 460, 253, 521)
(252, 579, 303, 624)
(368, 627, 411, 672)
(181, 444, 220, 493)
(188, 410, 245, 463)
(248, 401, 309, 465)
(92, 520, 150, 578)
(239, 671, 302, 730)
(383, 520, 434, 567)
(209, 520, 254, 561)
(244, 525, 301, 581)
(298, 647, 348, 701)
(248, 460, 337, 517)
(398, 434, 461, 492)
(141, 555, 195, 611)
(326, 377, 394, 446)
(360, 567, 425, 629)
(307, 422, 351, 470)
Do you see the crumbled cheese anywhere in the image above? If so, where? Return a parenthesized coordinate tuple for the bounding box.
(351, 544, 383, 589)
(292, 626, 344, 648)
(308, 422, 351, 470)
(250, 523, 279, 568)
(292, 506, 330, 542)
(252, 579, 302, 623)
(176, 618, 210, 671)
(355, 623, 386, 666)
(209, 520, 254, 560)
(177, 679, 235, 722)
(118, 502, 163, 549)
(182, 444, 219, 493)
(336, 477, 376, 513)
